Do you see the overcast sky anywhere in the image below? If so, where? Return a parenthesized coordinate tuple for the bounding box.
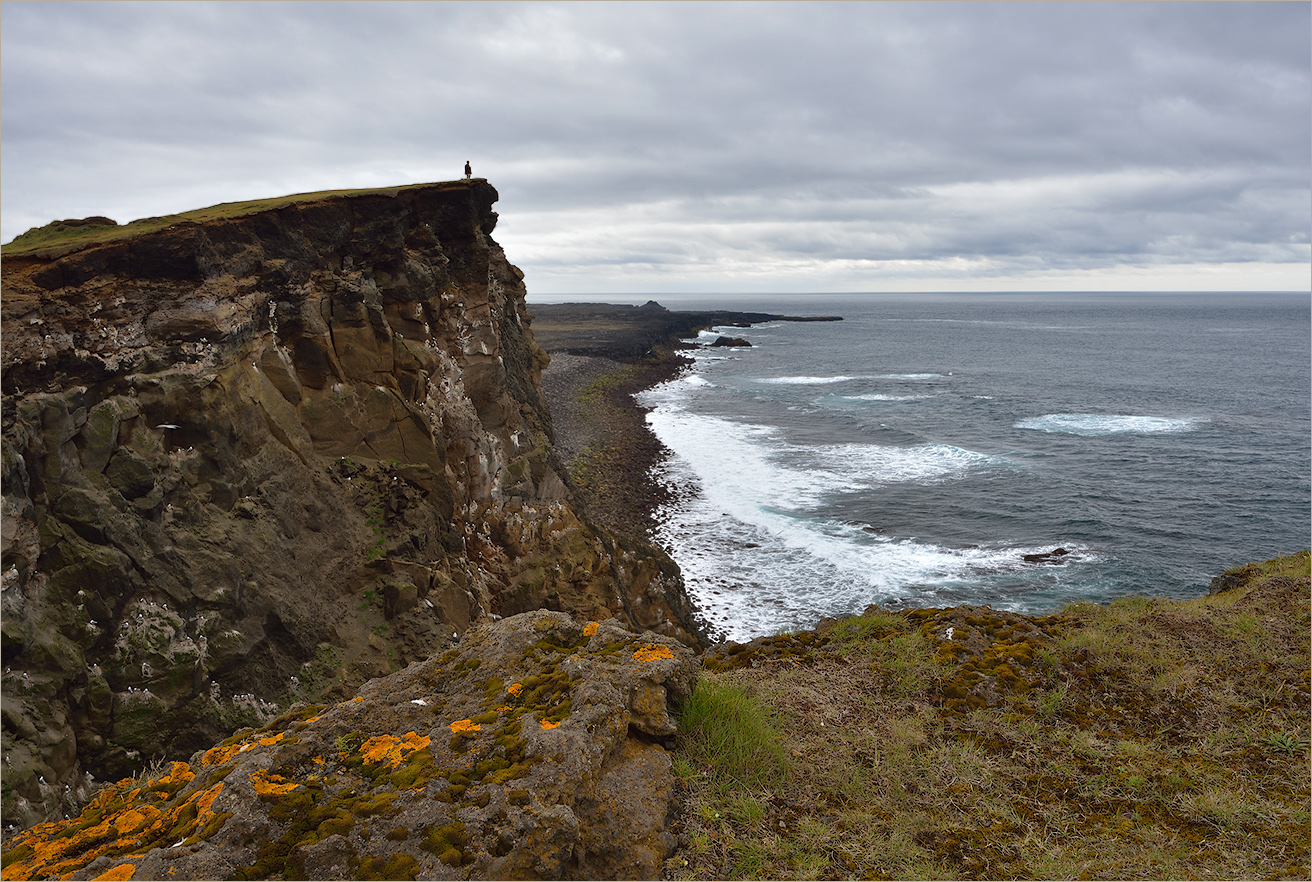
(2, 1, 1308, 294)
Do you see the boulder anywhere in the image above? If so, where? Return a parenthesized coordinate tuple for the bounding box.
(709, 335, 751, 348)
(1022, 547, 1070, 564)
(1, 611, 698, 881)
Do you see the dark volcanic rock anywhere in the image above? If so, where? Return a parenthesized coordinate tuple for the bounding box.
(529, 301, 840, 362)
(1, 181, 704, 827)
(709, 335, 751, 348)
(1022, 548, 1070, 564)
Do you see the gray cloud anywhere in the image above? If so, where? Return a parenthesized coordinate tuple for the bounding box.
(2, 0, 1307, 292)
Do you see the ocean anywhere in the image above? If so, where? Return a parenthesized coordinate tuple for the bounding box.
(530, 292, 1311, 641)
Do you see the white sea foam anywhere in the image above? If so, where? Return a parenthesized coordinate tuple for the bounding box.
(641, 377, 1024, 639)
(808, 443, 999, 487)
(759, 375, 866, 385)
(759, 372, 945, 385)
(654, 472, 1092, 641)
(1016, 413, 1203, 436)
(846, 393, 926, 402)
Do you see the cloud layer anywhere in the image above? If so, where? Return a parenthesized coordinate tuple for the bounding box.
(3, 1, 1308, 292)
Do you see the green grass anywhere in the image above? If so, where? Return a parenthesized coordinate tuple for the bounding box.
(677, 679, 789, 795)
(2, 180, 473, 257)
(668, 551, 1311, 880)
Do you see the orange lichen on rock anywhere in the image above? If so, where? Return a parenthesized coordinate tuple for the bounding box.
(249, 769, 300, 797)
(449, 719, 480, 734)
(506, 682, 524, 697)
(202, 730, 285, 766)
(632, 643, 675, 662)
(359, 731, 432, 768)
(540, 719, 561, 730)
(188, 782, 225, 826)
(91, 862, 137, 880)
(0, 772, 227, 880)
(583, 621, 599, 637)
(146, 762, 195, 795)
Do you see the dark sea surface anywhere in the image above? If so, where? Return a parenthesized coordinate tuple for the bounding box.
(531, 292, 1311, 640)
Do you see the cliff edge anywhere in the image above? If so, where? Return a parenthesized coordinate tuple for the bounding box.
(1, 181, 702, 827)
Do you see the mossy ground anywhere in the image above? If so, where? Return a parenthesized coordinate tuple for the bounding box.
(667, 552, 1310, 880)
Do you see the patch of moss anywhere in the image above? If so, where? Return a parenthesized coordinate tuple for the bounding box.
(423, 821, 472, 867)
(388, 749, 437, 791)
(356, 852, 419, 880)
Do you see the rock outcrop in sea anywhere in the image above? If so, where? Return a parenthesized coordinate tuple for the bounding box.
(0, 181, 702, 828)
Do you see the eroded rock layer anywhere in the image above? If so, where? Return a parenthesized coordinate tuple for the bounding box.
(1, 181, 702, 827)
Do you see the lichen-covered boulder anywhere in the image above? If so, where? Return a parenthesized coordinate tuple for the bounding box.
(0, 610, 697, 880)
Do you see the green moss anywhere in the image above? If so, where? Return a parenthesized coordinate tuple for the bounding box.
(421, 821, 471, 866)
(488, 760, 537, 785)
(357, 852, 419, 880)
(314, 811, 354, 840)
(1, 844, 35, 869)
(388, 749, 437, 790)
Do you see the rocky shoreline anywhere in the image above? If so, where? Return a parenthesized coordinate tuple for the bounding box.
(532, 301, 838, 541)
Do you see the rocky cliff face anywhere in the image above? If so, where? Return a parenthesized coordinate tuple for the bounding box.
(0, 181, 702, 827)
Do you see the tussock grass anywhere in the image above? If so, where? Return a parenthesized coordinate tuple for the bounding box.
(665, 552, 1310, 880)
(676, 679, 789, 794)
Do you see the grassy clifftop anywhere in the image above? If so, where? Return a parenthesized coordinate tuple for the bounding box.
(1, 180, 482, 258)
(669, 551, 1310, 880)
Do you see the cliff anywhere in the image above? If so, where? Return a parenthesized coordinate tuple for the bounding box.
(0, 181, 702, 828)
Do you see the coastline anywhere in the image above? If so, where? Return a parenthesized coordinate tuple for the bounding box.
(532, 301, 836, 540)
(539, 343, 689, 539)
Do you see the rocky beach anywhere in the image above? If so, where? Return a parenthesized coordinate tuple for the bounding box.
(532, 302, 838, 540)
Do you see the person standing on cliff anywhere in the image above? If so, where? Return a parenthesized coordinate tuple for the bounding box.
(464, 161, 472, 179)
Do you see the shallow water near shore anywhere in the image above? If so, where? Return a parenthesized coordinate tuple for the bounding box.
(534, 292, 1311, 640)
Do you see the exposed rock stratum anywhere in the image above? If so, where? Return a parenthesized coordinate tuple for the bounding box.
(0, 181, 703, 828)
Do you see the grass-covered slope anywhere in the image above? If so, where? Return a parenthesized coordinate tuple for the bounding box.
(669, 551, 1310, 880)
(1, 181, 478, 258)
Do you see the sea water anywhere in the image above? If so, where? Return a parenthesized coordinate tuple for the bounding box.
(531, 292, 1311, 641)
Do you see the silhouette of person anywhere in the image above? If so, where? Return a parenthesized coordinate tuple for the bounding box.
(464, 161, 472, 179)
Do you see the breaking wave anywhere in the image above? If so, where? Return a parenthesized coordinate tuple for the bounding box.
(1015, 414, 1203, 436)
